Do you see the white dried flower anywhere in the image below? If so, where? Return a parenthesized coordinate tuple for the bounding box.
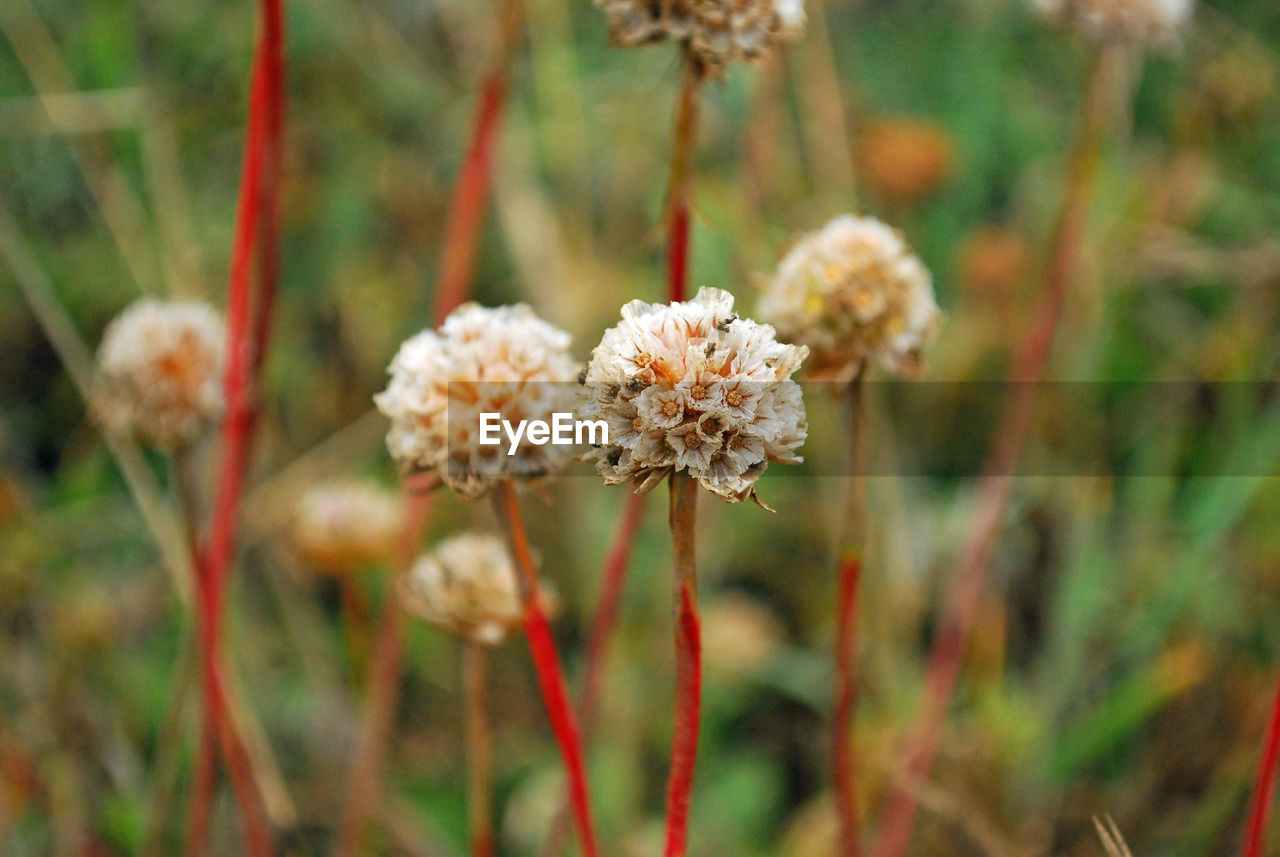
(400, 532, 542, 645)
(1034, 0, 1193, 47)
(759, 215, 942, 380)
(94, 299, 225, 447)
(374, 303, 580, 500)
(596, 0, 806, 70)
(582, 287, 808, 503)
(291, 481, 400, 575)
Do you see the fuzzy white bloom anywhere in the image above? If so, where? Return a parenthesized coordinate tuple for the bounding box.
(759, 215, 942, 380)
(400, 532, 541, 645)
(374, 303, 580, 500)
(581, 287, 808, 503)
(1034, 0, 1193, 46)
(595, 0, 806, 69)
(291, 481, 400, 575)
(94, 299, 225, 447)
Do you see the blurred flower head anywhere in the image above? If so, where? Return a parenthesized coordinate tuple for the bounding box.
(859, 117, 954, 208)
(1034, 0, 1194, 47)
(759, 215, 942, 380)
(582, 287, 808, 504)
(291, 480, 400, 575)
(596, 0, 806, 70)
(94, 299, 225, 448)
(374, 303, 580, 500)
(700, 591, 786, 673)
(957, 225, 1031, 303)
(400, 531, 543, 645)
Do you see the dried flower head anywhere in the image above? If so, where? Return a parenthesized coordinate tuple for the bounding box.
(94, 299, 225, 447)
(582, 287, 808, 503)
(1034, 0, 1193, 47)
(596, 0, 806, 70)
(374, 303, 579, 500)
(759, 215, 942, 380)
(400, 532, 547, 645)
(859, 117, 954, 207)
(291, 481, 400, 575)
(957, 225, 1031, 303)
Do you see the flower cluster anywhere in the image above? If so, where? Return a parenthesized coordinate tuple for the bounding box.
(291, 481, 400, 575)
(1033, 0, 1193, 47)
(400, 532, 542, 645)
(374, 303, 580, 500)
(581, 287, 808, 503)
(94, 299, 225, 447)
(596, 0, 806, 69)
(758, 215, 942, 380)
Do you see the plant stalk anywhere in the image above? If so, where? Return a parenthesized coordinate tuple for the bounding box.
(868, 43, 1124, 857)
(666, 52, 702, 304)
(1242, 679, 1280, 857)
(463, 641, 494, 857)
(492, 481, 599, 857)
(663, 473, 701, 857)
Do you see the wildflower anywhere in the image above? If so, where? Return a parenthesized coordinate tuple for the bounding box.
(94, 299, 225, 447)
(596, 0, 806, 70)
(291, 481, 400, 575)
(759, 215, 942, 380)
(400, 532, 552, 645)
(582, 287, 807, 503)
(859, 117, 954, 208)
(374, 303, 579, 500)
(1034, 0, 1194, 47)
(957, 225, 1031, 302)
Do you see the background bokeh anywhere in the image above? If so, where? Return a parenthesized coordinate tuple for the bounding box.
(3, 0, 1280, 855)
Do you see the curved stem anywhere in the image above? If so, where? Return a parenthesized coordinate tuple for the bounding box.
(492, 481, 600, 857)
(433, 0, 524, 325)
(663, 474, 701, 857)
(1242, 679, 1280, 857)
(869, 44, 1124, 857)
(463, 641, 494, 857)
(541, 491, 647, 857)
(833, 370, 867, 857)
(666, 52, 701, 304)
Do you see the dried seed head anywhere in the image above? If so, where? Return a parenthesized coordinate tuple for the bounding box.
(400, 532, 549, 645)
(374, 303, 580, 500)
(596, 0, 806, 70)
(582, 287, 808, 503)
(759, 215, 942, 380)
(1034, 0, 1193, 47)
(94, 299, 225, 447)
(859, 118, 954, 207)
(291, 481, 400, 575)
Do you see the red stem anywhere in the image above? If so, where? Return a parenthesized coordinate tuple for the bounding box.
(494, 482, 600, 857)
(833, 554, 862, 857)
(185, 2, 284, 852)
(663, 474, 701, 857)
(432, 0, 523, 325)
(665, 54, 700, 305)
(1242, 679, 1280, 857)
(869, 46, 1120, 857)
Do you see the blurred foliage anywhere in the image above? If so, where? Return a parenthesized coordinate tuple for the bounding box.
(3, 0, 1280, 856)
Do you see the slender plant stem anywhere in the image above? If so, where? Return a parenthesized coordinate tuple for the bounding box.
(868, 44, 1123, 857)
(332, 486, 434, 857)
(333, 4, 522, 848)
(492, 481, 600, 857)
(663, 474, 701, 857)
(833, 373, 866, 857)
(666, 52, 702, 304)
(1242, 679, 1280, 857)
(186, 1, 285, 853)
(541, 490, 647, 857)
(463, 641, 494, 857)
(433, 0, 524, 324)
(340, 574, 373, 681)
